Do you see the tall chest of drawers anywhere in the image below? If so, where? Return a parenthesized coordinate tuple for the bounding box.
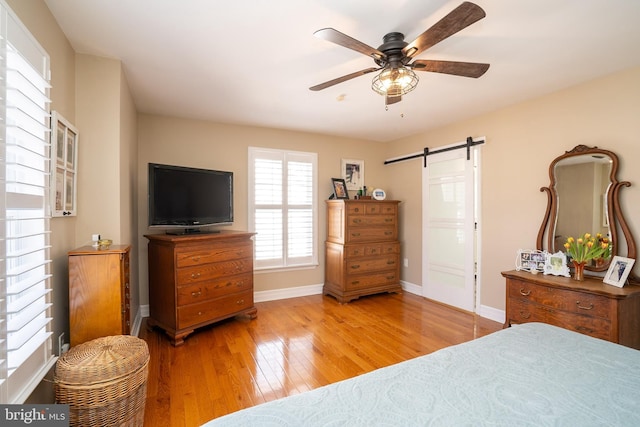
(502, 269, 640, 350)
(324, 200, 402, 303)
(145, 231, 257, 345)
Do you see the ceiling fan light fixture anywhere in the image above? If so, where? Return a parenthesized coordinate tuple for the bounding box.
(371, 66, 418, 97)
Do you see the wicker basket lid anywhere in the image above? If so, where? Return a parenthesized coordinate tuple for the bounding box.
(55, 335, 149, 386)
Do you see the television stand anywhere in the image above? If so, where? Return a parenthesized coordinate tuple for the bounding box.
(145, 231, 257, 345)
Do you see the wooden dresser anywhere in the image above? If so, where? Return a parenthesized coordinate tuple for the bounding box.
(502, 269, 640, 349)
(324, 199, 402, 303)
(145, 231, 257, 345)
(68, 245, 131, 347)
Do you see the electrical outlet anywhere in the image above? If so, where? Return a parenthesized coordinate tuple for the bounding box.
(403, 258, 409, 268)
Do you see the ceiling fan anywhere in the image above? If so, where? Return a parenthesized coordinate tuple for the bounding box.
(309, 1, 490, 106)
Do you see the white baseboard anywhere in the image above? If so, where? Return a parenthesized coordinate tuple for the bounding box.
(400, 279, 505, 324)
(254, 283, 323, 302)
(134, 282, 505, 329)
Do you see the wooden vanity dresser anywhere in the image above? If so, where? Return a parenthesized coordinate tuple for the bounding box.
(502, 269, 640, 350)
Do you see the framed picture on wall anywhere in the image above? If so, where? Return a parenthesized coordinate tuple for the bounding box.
(341, 159, 364, 191)
(50, 111, 78, 217)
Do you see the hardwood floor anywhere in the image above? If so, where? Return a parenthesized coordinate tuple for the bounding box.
(140, 292, 502, 427)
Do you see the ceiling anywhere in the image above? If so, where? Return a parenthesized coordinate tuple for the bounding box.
(43, 0, 640, 142)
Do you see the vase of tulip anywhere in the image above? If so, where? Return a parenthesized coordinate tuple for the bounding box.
(564, 233, 610, 281)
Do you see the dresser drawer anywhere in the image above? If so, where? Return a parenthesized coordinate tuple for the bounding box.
(348, 215, 396, 227)
(508, 279, 612, 320)
(346, 242, 399, 257)
(177, 272, 253, 306)
(347, 255, 398, 274)
(508, 298, 612, 341)
(177, 258, 252, 285)
(345, 227, 396, 243)
(345, 270, 399, 291)
(178, 290, 253, 329)
(176, 242, 253, 267)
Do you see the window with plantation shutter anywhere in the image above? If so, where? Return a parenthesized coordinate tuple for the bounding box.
(249, 147, 317, 270)
(0, 2, 54, 403)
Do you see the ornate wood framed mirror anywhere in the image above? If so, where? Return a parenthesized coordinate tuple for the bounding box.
(536, 145, 636, 278)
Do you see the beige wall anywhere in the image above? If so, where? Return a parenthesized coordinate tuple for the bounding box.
(385, 66, 640, 311)
(137, 115, 390, 305)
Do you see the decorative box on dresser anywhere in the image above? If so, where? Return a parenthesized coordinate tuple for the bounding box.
(502, 269, 640, 350)
(68, 245, 131, 347)
(324, 199, 402, 303)
(145, 231, 257, 346)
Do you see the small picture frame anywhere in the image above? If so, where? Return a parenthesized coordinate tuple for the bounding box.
(603, 256, 635, 287)
(331, 178, 349, 199)
(372, 188, 386, 200)
(543, 251, 571, 277)
(516, 249, 547, 273)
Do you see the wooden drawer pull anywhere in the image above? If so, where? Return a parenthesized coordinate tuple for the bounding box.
(354, 219, 362, 224)
(386, 275, 395, 280)
(191, 289, 202, 297)
(192, 256, 201, 262)
(352, 233, 361, 237)
(576, 301, 594, 310)
(519, 311, 531, 319)
(191, 272, 201, 279)
(236, 299, 245, 305)
(575, 325, 594, 333)
(387, 260, 395, 265)
(385, 218, 392, 223)
(519, 288, 531, 296)
(384, 231, 392, 236)
(351, 264, 360, 269)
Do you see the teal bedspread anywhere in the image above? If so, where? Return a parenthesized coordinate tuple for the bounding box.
(202, 322, 640, 426)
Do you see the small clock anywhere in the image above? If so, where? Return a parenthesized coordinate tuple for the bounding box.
(372, 188, 386, 200)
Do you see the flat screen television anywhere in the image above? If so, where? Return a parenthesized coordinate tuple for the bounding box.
(148, 163, 233, 232)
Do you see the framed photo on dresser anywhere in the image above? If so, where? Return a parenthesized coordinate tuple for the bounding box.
(604, 256, 635, 287)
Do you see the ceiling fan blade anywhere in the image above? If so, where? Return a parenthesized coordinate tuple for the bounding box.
(309, 67, 379, 91)
(314, 28, 386, 61)
(385, 94, 402, 105)
(411, 60, 489, 78)
(402, 2, 486, 59)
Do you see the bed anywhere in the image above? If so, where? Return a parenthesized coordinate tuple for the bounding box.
(202, 322, 640, 426)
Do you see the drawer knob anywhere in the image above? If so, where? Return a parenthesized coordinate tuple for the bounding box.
(387, 260, 395, 265)
(191, 272, 201, 279)
(384, 231, 392, 236)
(576, 301, 594, 310)
(351, 264, 360, 269)
(519, 310, 531, 319)
(519, 288, 531, 296)
(352, 233, 361, 237)
(191, 289, 202, 297)
(354, 219, 362, 224)
(354, 208, 359, 212)
(352, 280, 360, 285)
(386, 275, 395, 280)
(385, 219, 392, 223)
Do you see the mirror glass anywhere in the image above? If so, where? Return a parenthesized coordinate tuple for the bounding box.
(552, 154, 612, 253)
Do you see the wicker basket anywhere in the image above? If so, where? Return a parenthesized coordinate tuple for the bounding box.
(54, 335, 150, 427)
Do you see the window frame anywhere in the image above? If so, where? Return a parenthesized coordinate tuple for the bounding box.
(0, 0, 55, 404)
(248, 147, 318, 271)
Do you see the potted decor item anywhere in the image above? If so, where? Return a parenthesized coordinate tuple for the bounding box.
(563, 233, 611, 281)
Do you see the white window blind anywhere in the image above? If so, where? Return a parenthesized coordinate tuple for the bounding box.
(249, 147, 317, 270)
(1, 2, 54, 404)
